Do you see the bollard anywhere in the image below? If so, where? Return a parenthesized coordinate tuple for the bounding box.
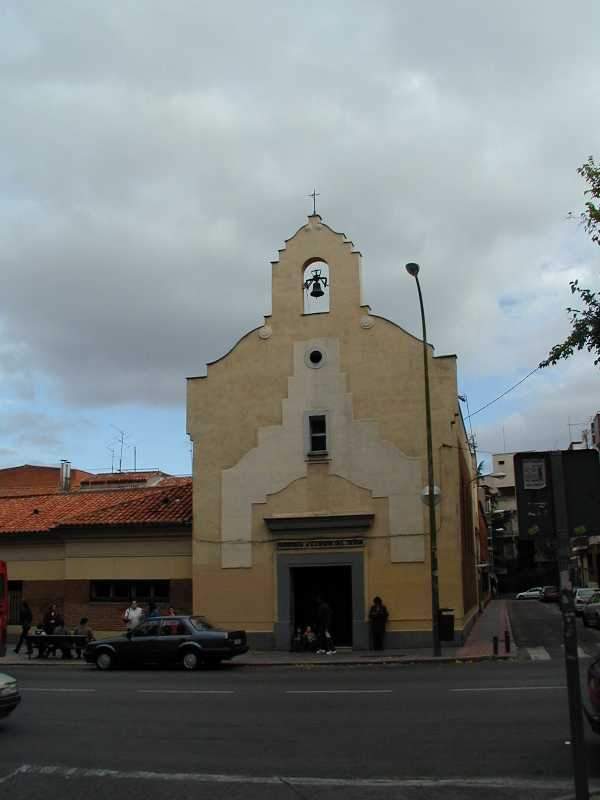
(504, 629, 511, 654)
(493, 636, 499, 656)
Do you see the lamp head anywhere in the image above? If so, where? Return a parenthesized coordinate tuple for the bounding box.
(405, 262, 420, 277)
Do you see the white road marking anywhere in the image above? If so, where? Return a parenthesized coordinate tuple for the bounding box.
(21, 688, 96, 693)
(0, 767, 25, 784)
(8, 764, 596, 793)
(527, 647, 552, 661)
(137, 690, 234, 695)
(285, 689, 393, 694)
(451, 686, 565, 693)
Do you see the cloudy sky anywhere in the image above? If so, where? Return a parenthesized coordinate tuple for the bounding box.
(1, 1, 599, 475)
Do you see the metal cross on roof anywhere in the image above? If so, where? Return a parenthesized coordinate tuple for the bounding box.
(308, 189, 320, 215)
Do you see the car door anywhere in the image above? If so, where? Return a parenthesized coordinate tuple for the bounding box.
(127, 620, 162, 666)
(158, 618, 191, 665)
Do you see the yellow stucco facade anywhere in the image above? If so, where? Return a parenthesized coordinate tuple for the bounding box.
(187, 215, 478, 649)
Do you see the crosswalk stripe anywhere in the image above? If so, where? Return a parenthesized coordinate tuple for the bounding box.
(527, 647, 551, 661)
(559, 644, 593, 659)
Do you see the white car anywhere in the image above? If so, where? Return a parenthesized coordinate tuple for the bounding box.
(575, 588, 598, 616)
(0, 672, 20, 720)
(516, 587, 544, 600)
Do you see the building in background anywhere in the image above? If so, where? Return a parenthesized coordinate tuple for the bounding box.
(488, 453, 520, 593)
(0, 465, 192, 634)
(476, 488, 492, 605)
(514, 449, 600, 590)
(187, 214, 480, 650)
(592, 413, 600, 454)
(0, 464, 95, 497)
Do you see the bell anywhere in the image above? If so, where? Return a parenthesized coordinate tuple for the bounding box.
(310, 279, 324, 298)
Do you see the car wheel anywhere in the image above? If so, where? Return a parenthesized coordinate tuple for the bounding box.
(95, 651, 114, 670)
(182, 650, 200, 671)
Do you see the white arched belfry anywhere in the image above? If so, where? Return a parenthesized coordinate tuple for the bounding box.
(303, 260, 329, 314)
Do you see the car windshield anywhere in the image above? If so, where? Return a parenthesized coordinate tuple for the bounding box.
(189, 616, 216, 631)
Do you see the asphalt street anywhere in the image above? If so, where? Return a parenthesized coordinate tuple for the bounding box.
(508, 598, 600, 662)
(0, 600, 599, 800)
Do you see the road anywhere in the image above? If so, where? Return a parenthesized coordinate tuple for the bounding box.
(508, 597, 600, 662)
(0, 600, 598, 800)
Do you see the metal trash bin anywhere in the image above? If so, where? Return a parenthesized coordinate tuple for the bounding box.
(438, 608, 455, 642)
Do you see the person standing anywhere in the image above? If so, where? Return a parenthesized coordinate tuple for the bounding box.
(43, 603, 59, 635)
(316, 597, 336, 655)
(14, 600, 33, 655)
(123, 599, 143, 630)
(147, 602, 160, 619)
(74, 617, 95, 659)
(368, 596, 389, 651)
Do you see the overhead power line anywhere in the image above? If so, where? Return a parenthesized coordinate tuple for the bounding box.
(466, 367, 540, 420)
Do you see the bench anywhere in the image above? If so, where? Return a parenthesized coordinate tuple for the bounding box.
(27, 634, 89, 660)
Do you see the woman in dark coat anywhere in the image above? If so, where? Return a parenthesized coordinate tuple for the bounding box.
(368, 596, 389, 651)
(14, 601, 33, 655)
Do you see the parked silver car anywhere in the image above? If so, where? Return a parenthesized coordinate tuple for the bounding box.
(574, 588, 597, 616)
(582, 592, 600, 628)
(516, 586, 544, 600)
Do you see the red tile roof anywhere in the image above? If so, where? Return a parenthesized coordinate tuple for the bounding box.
(0, 483, 192, 535)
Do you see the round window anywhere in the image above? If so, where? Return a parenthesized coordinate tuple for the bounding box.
(305, 348, 326, 369)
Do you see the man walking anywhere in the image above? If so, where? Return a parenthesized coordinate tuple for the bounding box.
(14, 600, 33, 655)
(123, 599, 143, 631)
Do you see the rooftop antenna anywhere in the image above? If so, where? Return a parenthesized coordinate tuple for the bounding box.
(111, 426, 128, 473)
(106, 447, 115, 473)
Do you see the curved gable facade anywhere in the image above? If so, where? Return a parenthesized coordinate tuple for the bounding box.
(187, 214, 479, 649)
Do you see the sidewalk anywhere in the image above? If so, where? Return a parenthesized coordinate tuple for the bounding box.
(455, 598, 515, 659)
(1, 600, 516, 668)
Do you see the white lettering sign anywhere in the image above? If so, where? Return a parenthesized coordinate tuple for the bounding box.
(522, 459, 546, 490)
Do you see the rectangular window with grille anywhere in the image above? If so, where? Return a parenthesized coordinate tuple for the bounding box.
(309, 415, 327, 454)
(90, 580, 170, 604)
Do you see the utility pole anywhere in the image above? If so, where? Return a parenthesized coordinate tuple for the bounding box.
(551, 452, 589, 800)
(406, 263, 441, 657)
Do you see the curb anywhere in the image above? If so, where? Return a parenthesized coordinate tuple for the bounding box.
(1, 654, 517, 669)
(237, 654, 517, 668)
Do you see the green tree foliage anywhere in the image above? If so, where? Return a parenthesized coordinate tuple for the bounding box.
(540, 156, 600, 368)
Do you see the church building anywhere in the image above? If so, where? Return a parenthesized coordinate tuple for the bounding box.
(187, 214, 479, 650)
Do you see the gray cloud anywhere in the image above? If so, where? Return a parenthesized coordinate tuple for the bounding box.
(1, 2, 599, 455)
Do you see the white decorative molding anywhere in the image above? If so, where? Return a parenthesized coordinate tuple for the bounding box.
(220, 338, 425, 568)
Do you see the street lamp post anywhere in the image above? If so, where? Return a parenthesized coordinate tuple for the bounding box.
(405, 262, 441, 657)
